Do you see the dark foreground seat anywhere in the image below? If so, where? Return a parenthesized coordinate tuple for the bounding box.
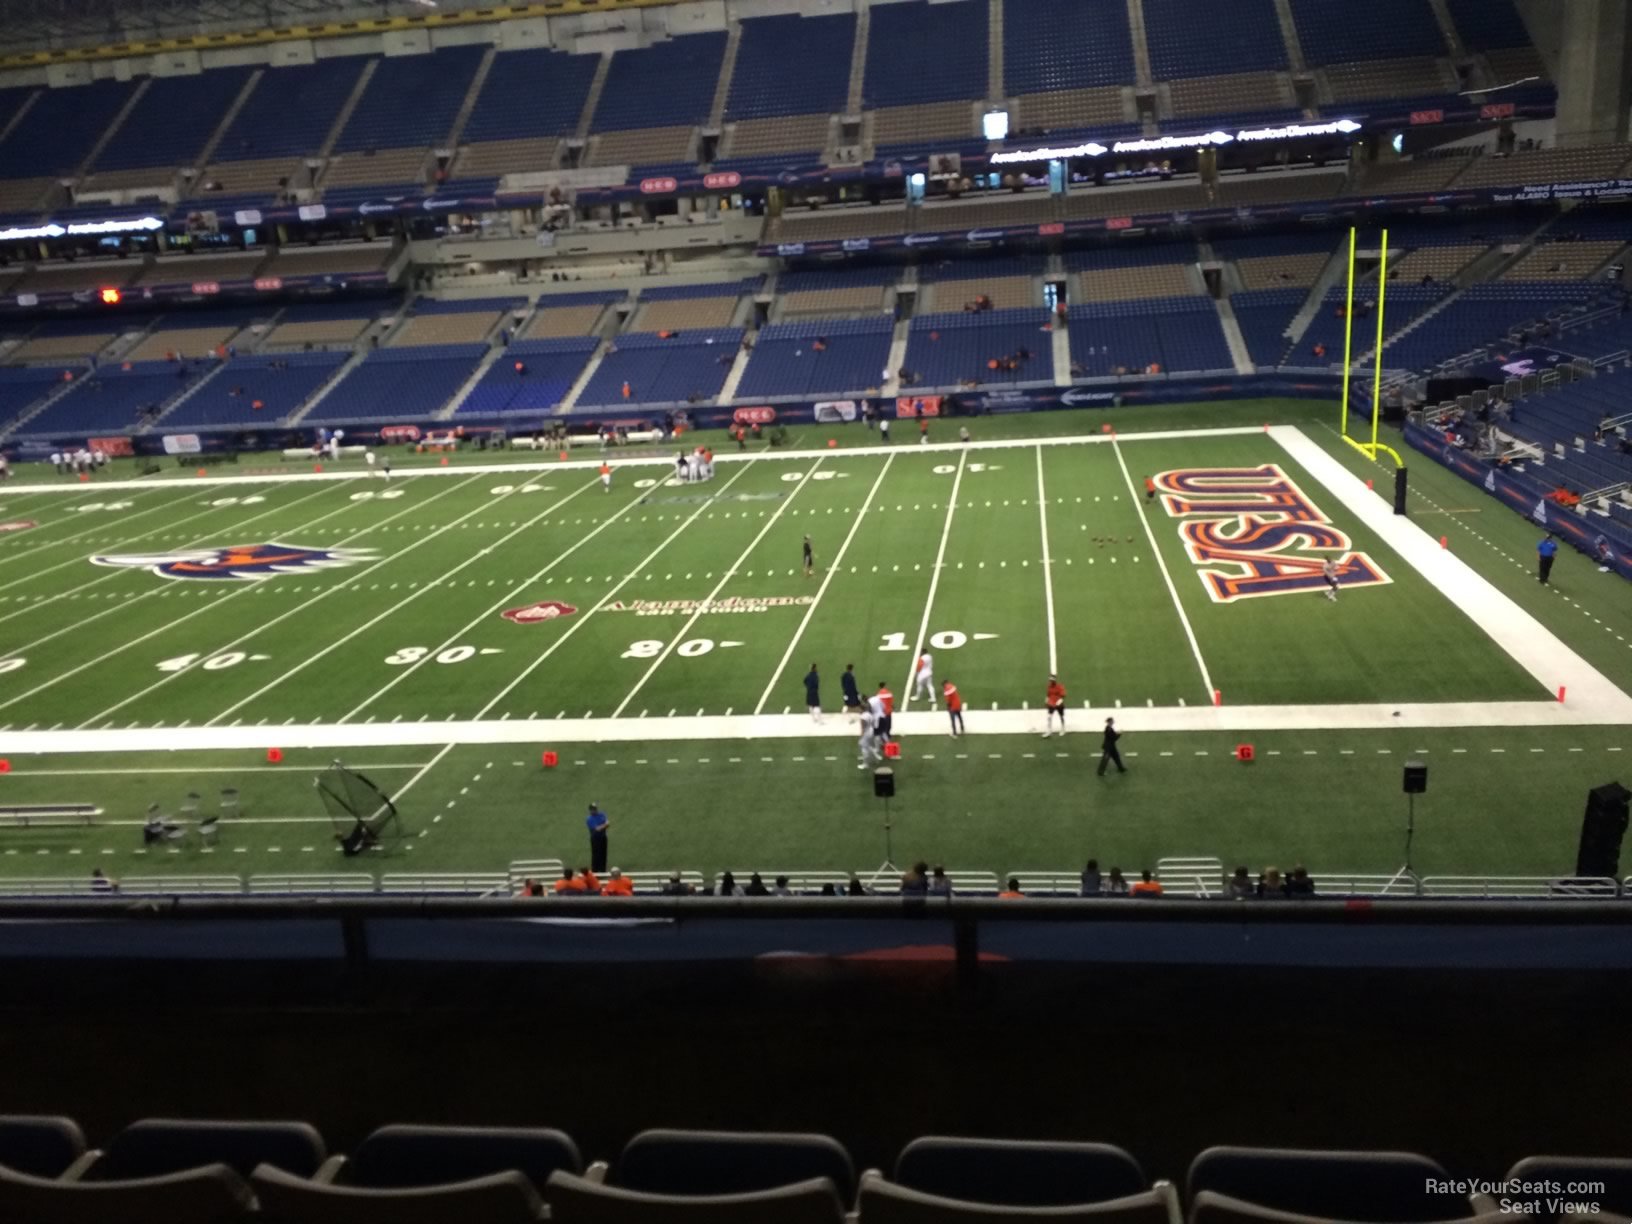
(253, 1162, 544, 1224)
(84, 1118, 325, 1182)
(0, 1116, 86, 1180)
(611, 1128, 856, 1201)
(545, 1169, 846, 1224)
(895, 1137, 1151, 1208)
(334, 1123, 581, 1191)
(0, 1159, 253, 1224)
(1188, 1147, 1486, 1222)
(858, 1172, 1181, 1223)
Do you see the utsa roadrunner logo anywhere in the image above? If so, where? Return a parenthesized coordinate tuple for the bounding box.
(90, 543, 374, 581)
(501, 600, 578, 624)
(1154, 466, 1390, 603)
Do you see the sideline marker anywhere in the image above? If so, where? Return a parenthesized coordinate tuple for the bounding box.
(542, 750, 559, 768)
(1558, 686, 1567, 703)
(196, 468, 207, 477)
(1439, 535, 1448, 549)
(1235, 744, 1254, 763)
(440, 456, 449, 466)
(1212, 689, 1222, 707)
(266, 747, 283, 764)
(1366, 479, 1373, 490)
(559, 450, 569, 461)
(884, 742, 902, 760)
(0, 759, 10, 774)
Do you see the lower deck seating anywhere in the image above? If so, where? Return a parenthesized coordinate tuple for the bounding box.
(737, 318, 893, 399)
(1069, 297, 1233, 376)
(903, 309, 1053, 388)
(1384, 283, 1600, 371)
(163, 352, 348, 429)
(575, 329, 744, 408)
(1230, 288, 1307, 367)
(0, 366, 79, 431)
(304, 344, 486, 422)
(455, 338, 600, 415)
(20, 360, 212, 436)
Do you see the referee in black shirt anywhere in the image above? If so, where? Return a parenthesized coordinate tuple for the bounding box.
(1097, 718, 1126, 776)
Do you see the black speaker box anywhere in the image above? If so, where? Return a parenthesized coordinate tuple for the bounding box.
(872, 768, 895, 799)
(1576, 781, 1631, 879)
(1403, 761, 1427, 794)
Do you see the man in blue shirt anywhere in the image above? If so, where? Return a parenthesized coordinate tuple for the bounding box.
(1538, 535, 1558, 585)
(804, 663, 822, 724)
(586, 803, 609, 873)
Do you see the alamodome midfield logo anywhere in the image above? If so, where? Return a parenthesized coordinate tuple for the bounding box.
(1153, 466, 1391, 602)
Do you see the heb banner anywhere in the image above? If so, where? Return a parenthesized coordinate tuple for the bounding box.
(88, 435, 134, 457)
(1405, 423, 1632, 581)
(732, 406, 777, 426)
(378, 425, 423, 443)
(895, 396, 943, 419)
(814, 400, 860, 423)
(161, 434, 203, 456)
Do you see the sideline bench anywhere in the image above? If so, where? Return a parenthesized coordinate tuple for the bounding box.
(0, 804, 100, 828)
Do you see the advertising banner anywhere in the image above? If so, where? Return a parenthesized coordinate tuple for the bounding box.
(162, 434, 203, 455)
(813, 400, 860, 423)
(88, 436, 135, 457)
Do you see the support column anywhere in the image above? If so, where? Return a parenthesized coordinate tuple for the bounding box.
(1549, 0, 1631, 148)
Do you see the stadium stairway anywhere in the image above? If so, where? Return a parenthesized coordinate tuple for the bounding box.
(437, 343, 507, 420)
(1282, 237, 1367, 353)
(1212, 295, 1256, 374)
(318, 59, 377, 160)
(285, 348, 370, 426)
(883, 318, 910, 397)
(574, 54, 613, 144)
(845, 5, 870, 116)
(0, 373, 87, 441)
(445, 46, 498, 149)
(717, 333, 755, 402)
(142, 361, 228, 431)
(73, 78, 151, 181)
(1272, 0, 1309, 72)
(1127, 0, 1155, 86)
(555, 339, 609, 414)
(1426, 0, 1468, 58)
(707, 22, 743, 131)
(192, 69, 266, 172)
(988, 0, 1005, 101)
(1050, 314, 1070, 384)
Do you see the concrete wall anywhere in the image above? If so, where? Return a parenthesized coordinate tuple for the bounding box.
(1549, 0, 1631, 147)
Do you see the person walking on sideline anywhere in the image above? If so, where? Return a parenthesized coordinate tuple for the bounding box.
(586, 804, 609, 873)
(804, 663, 823, 724)
(1538, 534, 1558, 585)
(1098, 718, 1126, 776)
(1044, 675, 1067, 737)
(599, 462, 612, 493)
(857, 707, 884, 770)
(943, 679, 964, 737)
(841, 663, 862, 714)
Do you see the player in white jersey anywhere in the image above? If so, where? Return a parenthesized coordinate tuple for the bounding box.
(857, 708, 884, 770)
(1322, 558, 1339, 601)
(913, 651, 935, 706)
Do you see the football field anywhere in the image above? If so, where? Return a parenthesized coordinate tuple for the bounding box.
(2, 401, 1630, 884)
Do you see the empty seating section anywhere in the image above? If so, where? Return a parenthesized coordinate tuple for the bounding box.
(265, 245, 394, 279)
(1235, 251, 1329, 290)
(455, 137, 560, 180)
(1291, 0, 1446, 62)
(457, 338, 599, 415)
(263, 304, 378, 349)
(737, 318, 893, 399)
(320, 148, 427, 192)
(212, 57, 366, 165)
(869, 103, 974, 151)
(463, 48, 598, 145)
(0, 80, 135, 179)
(863, 2, 987, 109)
(1384, 283, 1598, 371)
(522, 300, 614, 340)
(915, 192, 1054, 231)
(1013, 88, 1126, 136)
(1230, 288, 1306, 366)
(1004, 0, 1134, 96)
(306, 344, 486, 421)
(191, 157, 308, 201)
(773, 207, 908, 245)
(1504, 241, 1624, 281)
(904, 309, 1052, 387)
(632, 281, 754, 333)
(727, 116, 832, 160)
(1485, 44, 1549, 84)
(1215, 171, 1346, 206)
(1073, 297, 1233, 375)
(1455, 145, 1632, 189)
(125, 323, 245, 363)
(923, 257, 1041, 311)
(590, 126, 695, 168)
(777, 267, 895, 318)
(389, 298, 513, 348)
(91, 68, 253, 176)
(1444, 0, 1531, 49)
(138, 252, 270, 288)
(334, 45, 486, 155)
(9, 320, 122, 362)
(1168, 72, 1286, 119)
(11, 261, 139, 297)
(1389, 243, 1488, 282)
(576, 328, 744, 407)
(0, 177, 56, 216)
(1069, 248, 1198, 303)
(0, 367, 73, 430)
(25, 361, 211, 435)
(728, 14, 854, 121)
(1325, 56, 1452, 103)
(1358, 154, 1474, 193)
(1064, 182, 1211, 220)
(592, 34, 727, 133)
(1142, 0, 1287, 78)
(166, 352, 347, 428)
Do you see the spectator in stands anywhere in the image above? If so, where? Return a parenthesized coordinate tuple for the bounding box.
(1257, 867, 1287, 899)
(1080, 860, 1102, 896)
(553, 866, 586, 895)
(1287, 865, 1315, 898)
(1312, 342, 1326, 360)
(661, 871, 694, 896)
(519, 878, 543, 897)
(1130, 871, 1163, 898)
(929, 866, 952, 897)
(90, 867, 118, 894)
(820, 883, 839, 896)
(601, 869, 634, 897)
(744, 872, 769, 896)
(716, 871, 743, 897)
(901, 862, 929, 895)
(1106, 867, 1129, 895)
(1227, 867, 1254, 899)
(998, 877, 1025, 900)
(768, 875, 792, 896)
(846, 873, 870, 897)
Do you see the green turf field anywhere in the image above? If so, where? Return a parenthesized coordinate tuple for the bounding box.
(2, 398, 1629, 887)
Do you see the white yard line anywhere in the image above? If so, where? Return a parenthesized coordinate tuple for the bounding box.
(1111, 436, 1215, 701)
(1035, 444, 1058, 674)
(205, 477, 601, 726)
(470, 462, 760, 721)
(340, 480, 649, 723)
(901, 450, 965, 712)
(612, 459, 826, 718)
(0, 479, 353, 639)
(0, 486, 205, 578)
(754, 452, 896, 713)
(0, 475, 467, 722)
(390, 743, 458, 804)
(1270, 424, 1632, 718)
(71, 472, 501, 728)
(0, 426, 1269, 495)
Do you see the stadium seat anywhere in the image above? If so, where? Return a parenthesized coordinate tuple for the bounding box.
(0, 1161, 254, 1224)
(544, 1169, 846, 1224)
(894, 1137, 1150, 1207)
(857, 1173, 1181, 1223)
(1187, 1147, 1485, 1221)
(0, 1116, 86, 1180)
(1189, 1195, 1517, 1223)
(610, 1128, 855, 1201)
(334, 1123, 582, 1192)
(1505, 1157, 1632, 1218)
(253, 1162, 544, 1224)
(84, 1117, 326, 1181)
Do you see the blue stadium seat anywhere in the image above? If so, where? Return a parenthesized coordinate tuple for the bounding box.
(737, 318, 893, 399)
(85, 1118, 326, 1181)
(1230, 288, 1307, 366)
(455, 338, 599, 416)
(255, 1163, 543, 1224)
(23, 361, 214, 437)
(1443, 0, 1532, 49)
(165, 353, 348, 429)
(332, 45, 487, 153)
(575, 329, 743, 408)
(862, 1, 988, 108)
(463, 50, 600, 142)
(212, 58, 370, 162)
(1004, 0, 1134, 93)
(305, 345, 488, 422)
(1188, 1146, 1476, 1222)
(1290, 0, 1447, 63)
(92, 69, 255, 172)
(590, 34, 727, 132)
(0, 1163, 255, 1224)
(1142, 0, 1288, 77)
(906, 309, 1054, 387)
(727, 14, 855, 121)
(0, 1116, 86, 1180)
(611, 1129, 855, 1201)
(0, 79, 138, 177)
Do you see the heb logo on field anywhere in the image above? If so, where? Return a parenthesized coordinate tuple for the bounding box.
(0, 520, 36, 533)
(733, 406, 777, 425)
(501, 600, 578, 625)
(378, 425, 423, 443)
(90, 543, 374, 582)
(639, 177, 679, 194)
(1155, 466, 1390, 603)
